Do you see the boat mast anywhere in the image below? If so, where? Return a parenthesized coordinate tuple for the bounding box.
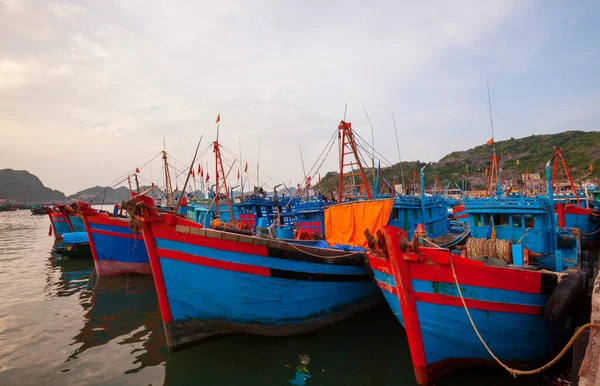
(552, 147, 583, 208)
(162, 149, 175, 207)
(214, 115, 234, 219)
(391, 108, 406, 191)
(337, 120, 372, 202)
(486, 79, 502, 197)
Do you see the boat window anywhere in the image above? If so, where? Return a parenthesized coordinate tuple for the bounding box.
(493, 214, 510, 226)
(512, 215, 523, 228)
(483, 214, 491, 226)
(524, 214, 535, 228)
(474, 214, 482, 227)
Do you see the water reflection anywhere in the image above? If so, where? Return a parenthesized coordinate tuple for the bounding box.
(163, 304, 415, 386)
(68, 275, 166, 374)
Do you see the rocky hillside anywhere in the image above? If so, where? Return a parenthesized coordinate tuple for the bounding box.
(317, 130, 599, 193)
(0, 169, 66, 202)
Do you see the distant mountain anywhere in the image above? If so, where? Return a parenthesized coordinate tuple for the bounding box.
(317, 130, 600, 193)
(0, 169, 66, 203)
(67, 186, 131, 204)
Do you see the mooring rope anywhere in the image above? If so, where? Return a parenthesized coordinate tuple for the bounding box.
(449, 256, 600, 377)
(285, 240, 363, 259)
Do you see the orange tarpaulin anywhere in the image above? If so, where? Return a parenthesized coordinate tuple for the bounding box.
(324, 199, 394, 247)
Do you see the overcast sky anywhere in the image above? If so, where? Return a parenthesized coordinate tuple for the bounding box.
(1, 0, 599, 195)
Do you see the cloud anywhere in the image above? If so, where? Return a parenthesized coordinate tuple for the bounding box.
(0, 0, 598, 194)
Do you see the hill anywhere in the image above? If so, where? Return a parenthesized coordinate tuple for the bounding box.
(0, 169, 66, 202)
(317, 130, 600, 193)
(67, 186, 131, 204)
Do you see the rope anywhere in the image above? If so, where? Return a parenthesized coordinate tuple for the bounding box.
(449, 256, 600, 377)
(465, 238, 512, 263)
(285, 240, 364, 259)
(579, 227, 600, 236)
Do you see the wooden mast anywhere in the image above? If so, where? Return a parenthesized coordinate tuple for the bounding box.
(162, 150, 175, 207)
(337, 120, 372, 202)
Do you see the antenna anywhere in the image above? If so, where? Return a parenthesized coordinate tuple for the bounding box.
(391, 108, 406, 190)
(256, 139, 260, 188)
(298, 134, 308, 198)
(360, 98, 376, 182)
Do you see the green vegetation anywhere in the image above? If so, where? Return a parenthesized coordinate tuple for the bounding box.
(317, 130, 599, 193)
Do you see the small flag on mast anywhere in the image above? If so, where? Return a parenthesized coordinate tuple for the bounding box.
(198, 164, 201, 174)
(590, 163, 594, 173)
(135, 167, 140, 173)
(215, 114, 220, 123)
(206, 173, 210, 183)
(244, 162, 248, 173)
(486, 138, 494, 146)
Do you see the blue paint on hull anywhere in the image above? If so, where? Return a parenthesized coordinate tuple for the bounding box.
(156, 238, 366, 275)
(373, 268, 569, 367)
(161, 257, 379, 326)
(69, 215, 86, 232)
(52, 221, 72, 236)
(90, 226, 149, 264)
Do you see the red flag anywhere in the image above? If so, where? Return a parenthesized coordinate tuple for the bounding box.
(237, 170, 240, 180)
(486, 138, 493, 146)
(191, 169, 195, 177)
(174, 186, 178, 192)
(590, 163, 594, 173)
(200, 167, 204, 177)
(306, 176, 312, 188)
(485, 167, 489, 175)
(244, 162, 248, 173)
(318, 173, 321, 185)
(215, 114, 220, 123)
(206, 173, 210, 182)
(152, 182, 155, 187)
(197, 164, 201, 174)
(135, 167, 140, 173)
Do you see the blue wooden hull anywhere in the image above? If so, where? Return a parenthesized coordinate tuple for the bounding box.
(139, 210, 381, 350)
(80, 204, 151, 276)
(374, 270, 568, 366)
(367, 226, 572, 385)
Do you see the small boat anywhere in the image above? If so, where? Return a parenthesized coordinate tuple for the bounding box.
(30, 207, 47, 215)
(366, 161, 586, 385)
(79, 202, 150, 276)
(52, 231, 92, 258)
(129, 195, 381, 351)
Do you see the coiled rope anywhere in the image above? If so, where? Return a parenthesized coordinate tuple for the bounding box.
(465, 238, 512, 263)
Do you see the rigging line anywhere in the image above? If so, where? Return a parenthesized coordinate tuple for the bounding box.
(353, 131, 395, 167)
(307, 132, 337, 181)
(304, 127, 338, 179)
(360, 98, 376, 180)
(355, 138, 393, 168)
(391, 108, 406, 188)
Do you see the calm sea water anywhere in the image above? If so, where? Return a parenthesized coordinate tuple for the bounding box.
(0, 210, 566, 385)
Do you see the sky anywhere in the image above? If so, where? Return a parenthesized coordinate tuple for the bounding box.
(0, 0, 599, 195)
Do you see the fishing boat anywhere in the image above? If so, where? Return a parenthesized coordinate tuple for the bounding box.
(127, 194, 381, 350)
(366, 161, 586, 385)
(52, 231, 92, 258)
(30, 206, 47, 215)
(79, 202, 150, 276)
(46, 204, 85, 241)
(124, 119, 397, 351)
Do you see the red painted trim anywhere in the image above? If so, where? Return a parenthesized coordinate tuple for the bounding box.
(80, 209, 101, 263)
(376, 280, 395, 294)
(157, 248, 271, 277)
(90, 228, 144, 240)
(152, 218, 269, 256)
(415, 292, 541, 315)
(381, 226, 429, 385)
(144, 221, 174, 324)
(408, 261, 542, 295)
(86, 213, 130, 228)
(564, 205, 592, 216)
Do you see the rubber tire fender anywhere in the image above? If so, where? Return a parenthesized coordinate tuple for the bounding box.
(544, 271, 585, 322)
